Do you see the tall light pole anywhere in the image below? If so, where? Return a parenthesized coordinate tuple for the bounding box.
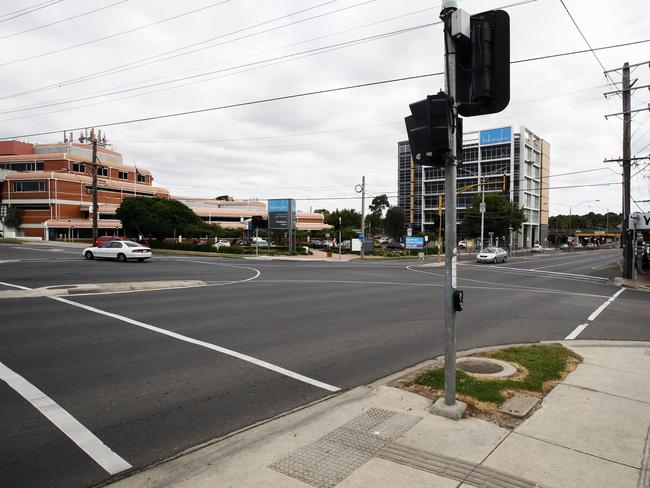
(338, 216, 342, 261)
(355, 177, 366, 259)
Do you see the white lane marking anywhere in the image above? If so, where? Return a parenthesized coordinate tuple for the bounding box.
(0, 361, 131, 475)
(459, 264, 609, 282)
(565, 323, 589, 340)
(50, 296, 340, 392)
(587, 288, 625, 322)
(405, 266, 608, 298)
(0, 281, 30, 290)
(565, 288, 626, 340)
(11, 246, 79, 254)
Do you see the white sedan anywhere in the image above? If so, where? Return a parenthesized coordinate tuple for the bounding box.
(83, 240, 152, 262)
(477, 247, 507, 263)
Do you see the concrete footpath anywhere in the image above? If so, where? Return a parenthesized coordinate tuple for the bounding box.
(108, 341, 650, 488)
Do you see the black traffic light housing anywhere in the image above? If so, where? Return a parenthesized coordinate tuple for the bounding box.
(456, 10, 510, 117)
(453, 289, 464, 311)
(251, 215, 267, 229)
(404, 92, 453, 167)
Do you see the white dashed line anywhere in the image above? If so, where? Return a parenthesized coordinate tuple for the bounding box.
(565, 288, 626, 340)
(0, 361, 131, 475)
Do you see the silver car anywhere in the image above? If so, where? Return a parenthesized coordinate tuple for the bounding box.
(477, 247, 507, 263)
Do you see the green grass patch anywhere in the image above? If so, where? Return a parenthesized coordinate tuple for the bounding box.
(412, 344, 575, 404)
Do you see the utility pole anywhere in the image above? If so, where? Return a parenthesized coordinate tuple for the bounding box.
(356, 177, 366, 259)
(479, 177, 485, 251)
(91, 133, 98, 245)
(603, 60, 650, 278)
(622, 62, 633, 278)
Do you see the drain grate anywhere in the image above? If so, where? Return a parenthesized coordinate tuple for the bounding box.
(270, 408, 420, 488)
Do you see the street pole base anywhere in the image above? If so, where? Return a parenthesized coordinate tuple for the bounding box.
(431, 398, 467, 420)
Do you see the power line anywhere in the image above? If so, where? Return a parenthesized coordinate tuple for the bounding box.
(3, 37, 650, 141)
(0, 0, 62, 23)
(0, 0, 129, 41)
(0, 0, 234, 67)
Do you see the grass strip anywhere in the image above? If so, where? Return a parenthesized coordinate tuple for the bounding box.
(412, 344, 575, 404)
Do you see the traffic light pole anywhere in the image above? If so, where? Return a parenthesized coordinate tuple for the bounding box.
(436, 1, 465, 417)
(91, 135, 98, 246)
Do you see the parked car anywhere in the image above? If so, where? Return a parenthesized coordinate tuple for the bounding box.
(531, 244, 544, 253)
(309, 239, 322, 248)
(213, 239, 231, 249)
(458, 240, 467, 249)
(340, 240, 351, 250)
(83, 240, 151, 262)
(386, 240, 405, 249)
(477, 247, 507, 263)
(234, 238, 248, 246)
(94, 235, 128, 246)
(585, 242, 597, 249)
(252, 238, 269, 248)
(560, 243, 570, 250)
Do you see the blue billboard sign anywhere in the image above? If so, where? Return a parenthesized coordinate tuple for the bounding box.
(480, 127, 512, 146)
(405, 236, 425, 250)
(268, 199, 289, 212)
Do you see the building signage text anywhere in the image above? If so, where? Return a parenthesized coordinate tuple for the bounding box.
(479, 127, 512, 146)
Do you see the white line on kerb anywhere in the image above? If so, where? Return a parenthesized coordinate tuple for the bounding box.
(51, 296, 341, 393)
(565, 323, 589, 340)
(565, 288, 626, 340)
(587, 288, 625, 322)
(0, 361, 132, 475)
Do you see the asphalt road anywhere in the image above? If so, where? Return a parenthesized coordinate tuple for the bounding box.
(1, 243, 648, 488)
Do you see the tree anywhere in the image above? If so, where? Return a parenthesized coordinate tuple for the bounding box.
(324, 208, 361, 229)
(314, 208, 330, 218)
(4, 207, 24, 229)
(461, 193, 526, 238)
(384, 206, 406, 239)
(116, 197, 216, 239)
(369, 194, 390, 215)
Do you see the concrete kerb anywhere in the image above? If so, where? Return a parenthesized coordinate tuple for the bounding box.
(0, 280, 207, 299)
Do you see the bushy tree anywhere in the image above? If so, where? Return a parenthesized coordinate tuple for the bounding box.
(384, 206, 406, 239)
(4, 207, 24, 228)
(116, 197, 215, 239)
(462, 193, 526, 238)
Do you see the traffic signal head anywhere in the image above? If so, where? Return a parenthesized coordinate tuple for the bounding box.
(404, 92, 452, 167)
(251, 215, 267, 229)
(456, 10, 510, 117)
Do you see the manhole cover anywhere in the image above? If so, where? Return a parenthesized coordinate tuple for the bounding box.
(456, 357, 517, 378)
(458, 359, 503, 374)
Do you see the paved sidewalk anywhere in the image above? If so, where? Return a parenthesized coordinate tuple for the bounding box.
(108, 340, 650, 488)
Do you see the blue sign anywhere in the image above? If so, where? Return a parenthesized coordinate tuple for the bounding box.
(480, 127, 512, 146)
(405, 236, 424, 250)
(268, 199, 289, 212)
(359, 234, 364, 241)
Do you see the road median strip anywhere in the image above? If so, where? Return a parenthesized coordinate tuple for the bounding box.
(0, 280, 207, 299)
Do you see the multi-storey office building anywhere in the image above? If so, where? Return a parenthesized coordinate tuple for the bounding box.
(0, 139, 331, 240)
(398, 126, 550, 247)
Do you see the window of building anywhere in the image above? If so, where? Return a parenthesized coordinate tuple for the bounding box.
(480, 144, 511, 161)
(118, 171, 129, 180)
(72, 162, 85, 173)
(1, 161, 45, 172)
(137, 174, 146, 183)
(98, 167, 109, 176)
(12, 180, 46, 192)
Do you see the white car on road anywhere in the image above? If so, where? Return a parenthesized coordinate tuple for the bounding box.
(83, 240, 152, 262)
(477, 247, 507, 263)
(531, 244, 544, 253)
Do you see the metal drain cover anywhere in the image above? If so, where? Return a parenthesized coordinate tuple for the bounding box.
(456, 357, 517, 378)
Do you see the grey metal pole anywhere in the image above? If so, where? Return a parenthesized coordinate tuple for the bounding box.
(481, 180, 485, 252)
(256, 227, 259, 256)
(339, 216, 342, 261)
(441, 2, 458, 407)
(360, 176, 366, 259)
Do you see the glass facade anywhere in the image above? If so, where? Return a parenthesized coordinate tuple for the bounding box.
(398, 126, 548, 246)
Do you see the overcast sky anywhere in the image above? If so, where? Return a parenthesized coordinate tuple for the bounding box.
(0, 0, 648, 216)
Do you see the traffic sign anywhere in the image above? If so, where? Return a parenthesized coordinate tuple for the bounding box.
(479, 202, 486, 213)
(359, 234, 364, 241)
